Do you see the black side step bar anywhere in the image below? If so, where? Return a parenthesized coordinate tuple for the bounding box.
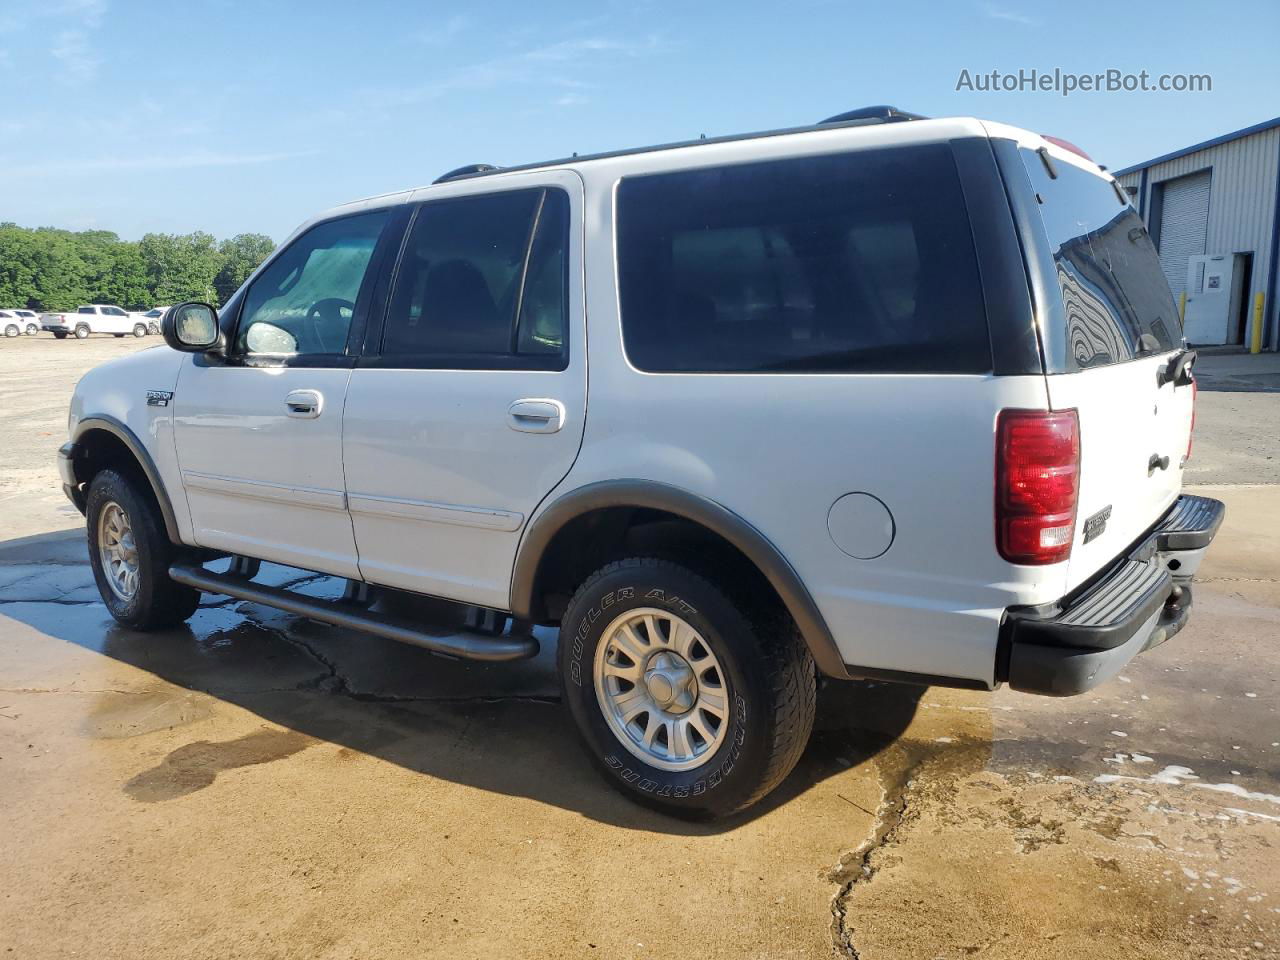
(169, 564, 539, 662)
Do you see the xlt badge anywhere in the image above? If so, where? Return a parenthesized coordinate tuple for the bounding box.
(146, 390, 173, 407)
(1082, 504, 1112, 544)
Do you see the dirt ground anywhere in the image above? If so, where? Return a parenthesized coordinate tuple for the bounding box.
(1, 334, 1276, 958)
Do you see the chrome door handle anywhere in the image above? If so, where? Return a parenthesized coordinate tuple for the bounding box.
(507, 398, 565, 434)
(285, 389, 323, 419)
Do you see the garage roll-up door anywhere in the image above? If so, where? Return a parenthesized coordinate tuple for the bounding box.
(1155, 170, 1210, 304)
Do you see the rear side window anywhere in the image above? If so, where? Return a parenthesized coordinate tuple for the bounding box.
(380, 187, 569, 369)
(615, 144, 990, 373)
(1020, 149, 1180, 371)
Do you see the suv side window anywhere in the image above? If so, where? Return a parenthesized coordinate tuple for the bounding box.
(236, 209, 389, 358)
(616, 145, 990, 374)
(378, 187, 569, 369)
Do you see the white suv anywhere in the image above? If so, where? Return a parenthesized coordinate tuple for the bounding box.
(2, 309, 41, 336)
(58, 108, 1223, 817)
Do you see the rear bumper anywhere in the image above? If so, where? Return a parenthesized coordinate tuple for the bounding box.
(1000, 494, 1224, 696)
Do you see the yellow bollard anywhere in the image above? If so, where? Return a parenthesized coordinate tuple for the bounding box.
(1179, 291, 1187, 322)
(1252, 292, 1264, 354)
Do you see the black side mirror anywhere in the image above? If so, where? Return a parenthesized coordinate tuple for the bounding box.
(163, 302, 221, 354)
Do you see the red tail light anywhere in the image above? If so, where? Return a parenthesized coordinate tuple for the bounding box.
(1186, 376, 1197, 461)
(996, 409, 1081, 565)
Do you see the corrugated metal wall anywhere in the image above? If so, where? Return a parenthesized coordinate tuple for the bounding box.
(1117, 126, 1279, 350)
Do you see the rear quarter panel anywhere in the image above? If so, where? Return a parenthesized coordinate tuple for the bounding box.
(549, 131, 1068, 687)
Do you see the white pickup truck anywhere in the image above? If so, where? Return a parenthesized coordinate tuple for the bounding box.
(41, 305, 151, 339)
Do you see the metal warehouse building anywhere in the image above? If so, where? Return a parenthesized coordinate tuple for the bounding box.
(1115, 116, 1280, 352)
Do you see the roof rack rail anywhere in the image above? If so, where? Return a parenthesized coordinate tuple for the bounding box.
(434, 163, 501, 184)
(424, 110, 926, 188)
(818, 105, 927, 125)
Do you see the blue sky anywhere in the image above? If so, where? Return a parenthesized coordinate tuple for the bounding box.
(1, 0, 1277, 242)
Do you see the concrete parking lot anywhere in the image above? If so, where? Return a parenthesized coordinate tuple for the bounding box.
(1, 335, 1277, 959)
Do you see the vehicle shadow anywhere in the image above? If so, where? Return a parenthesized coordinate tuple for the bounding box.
(1, 530, 926, 834)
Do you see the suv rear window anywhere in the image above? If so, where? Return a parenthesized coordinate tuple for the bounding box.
(615, 144, 990, 374)
(1020, 149, 1180, 371)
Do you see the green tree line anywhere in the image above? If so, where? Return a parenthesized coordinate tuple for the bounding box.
(0, 223, 276, 312)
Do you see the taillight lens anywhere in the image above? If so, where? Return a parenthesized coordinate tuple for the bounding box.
(996, 409, 1081, 565)
(1186, 376, 1197, 461)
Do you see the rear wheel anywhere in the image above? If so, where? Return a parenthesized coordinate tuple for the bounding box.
(86, 469, 200, 630)
(559, 557, 816, 819)
(132, 323, 147, 337)
(53, 331, 68, 340)
(74, 324, 90, 339)
(3, 323, 18, 338)
(24, 323, 38, 336)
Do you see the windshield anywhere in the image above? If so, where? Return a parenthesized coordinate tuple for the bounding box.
(1021, 148, 1181, 371)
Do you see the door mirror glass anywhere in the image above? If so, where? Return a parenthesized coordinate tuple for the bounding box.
(244, 321, 297, 355)
(164, 302, 220, 352)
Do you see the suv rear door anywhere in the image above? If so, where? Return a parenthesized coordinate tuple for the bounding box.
(1004, 142, 1194, 590)
(342, 171, 586, 610)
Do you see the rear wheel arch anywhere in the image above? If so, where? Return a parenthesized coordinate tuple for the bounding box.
(511, 480, 849, 679)
(69, 417, 182, 544)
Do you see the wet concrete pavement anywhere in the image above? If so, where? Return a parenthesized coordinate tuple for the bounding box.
(1, 336, 1277, 958)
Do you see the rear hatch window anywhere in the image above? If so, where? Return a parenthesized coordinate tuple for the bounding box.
(1019, 148, 1192, 589)
(1022, 149, 1181, 371)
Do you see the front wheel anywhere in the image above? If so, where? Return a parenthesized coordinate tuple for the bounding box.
(559, 557, 816, 819)
(3, 323, 18, 338)
(132, 323, 147, 337)
(74, 324, 90, 339)
(86, 469, 201, 630)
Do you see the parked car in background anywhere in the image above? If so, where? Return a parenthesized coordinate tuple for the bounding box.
(4, 309, 42, 335)
(41, 305, 151, 339)
(136, 306, 170, 335)
(1, 310, 29, 337)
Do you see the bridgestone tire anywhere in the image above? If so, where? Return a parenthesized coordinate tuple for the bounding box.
(86, 469, 201, 630)
(559, 557, 816, 819)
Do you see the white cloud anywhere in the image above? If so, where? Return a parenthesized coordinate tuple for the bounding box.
(981, 3, 1037, 25)
(416, 14, 469, 45)
(51, 29, 98, 82)
(0, 150, 315, 178)
(378, 32, 670, 105)
(555, 93, 589, 107)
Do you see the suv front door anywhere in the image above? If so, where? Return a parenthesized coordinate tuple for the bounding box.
(342, 173, 586, 609)
(172, 207, 399, 577)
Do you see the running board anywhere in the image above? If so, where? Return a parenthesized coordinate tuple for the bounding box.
(168, 564, 539, 662)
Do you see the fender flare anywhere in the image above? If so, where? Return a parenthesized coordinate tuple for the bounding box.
(70, 415, 182, 544)
(510, 479, 849, 679)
